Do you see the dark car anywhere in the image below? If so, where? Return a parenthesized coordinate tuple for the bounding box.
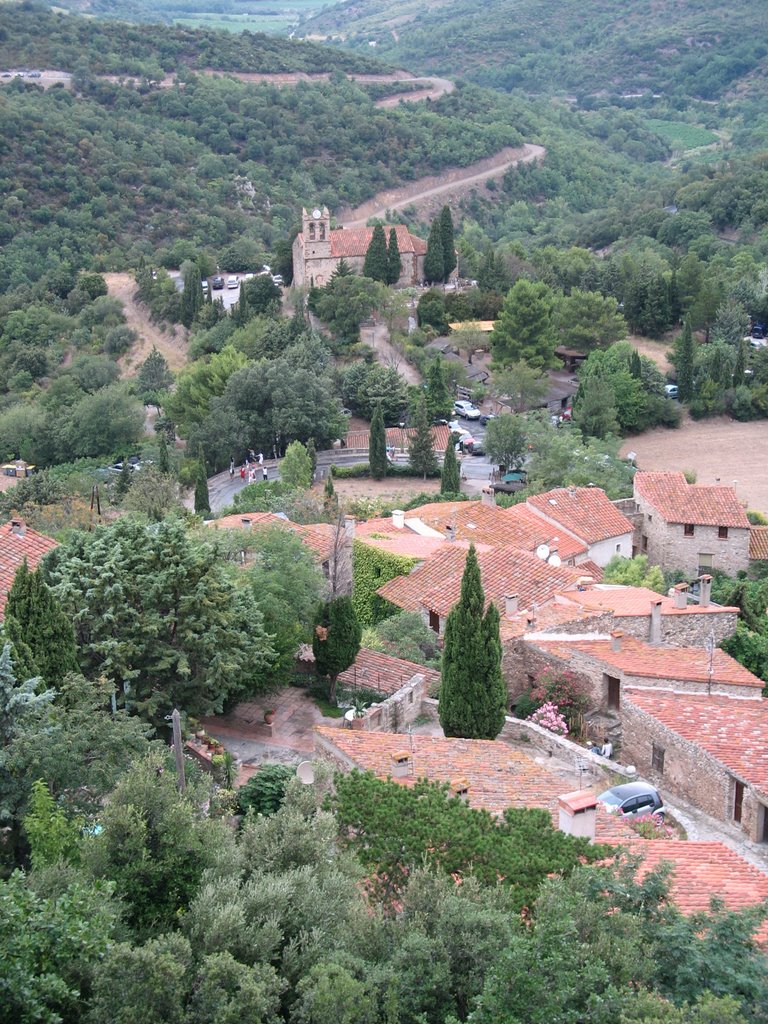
(479, 412, 496, 426)
(597, 782, 664, 820)
(211, 276, 224, 290)
(467, 441, 485, 456)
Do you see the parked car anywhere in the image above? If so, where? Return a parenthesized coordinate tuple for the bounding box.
(454, 400, 482, 420)
(479, 412, 496, 426)
(664, 384, 678, 399)
(272, 274, 284, 286)
(227, 276, 239, 289)
(467, 441, 485, 456)
(597, 782, 665, 820)
(211, 276, 224, 290)
(201, 279, 209, 293)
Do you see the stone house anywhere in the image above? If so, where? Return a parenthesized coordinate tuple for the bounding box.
(291, 206, 429, 288)
(525, 486, 634, 566)
(633, 471, 750, 577)
(622, 690, 768, 844)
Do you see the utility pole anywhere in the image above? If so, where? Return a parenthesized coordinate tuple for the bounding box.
(171, 708, 186, 794)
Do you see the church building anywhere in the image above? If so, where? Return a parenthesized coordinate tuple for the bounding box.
(292, 206, 429, 288)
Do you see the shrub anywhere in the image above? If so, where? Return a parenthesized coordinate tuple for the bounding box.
(628, 812, 676, 840)
(238, 763, 296, 817)
(527, 701, 568, 737)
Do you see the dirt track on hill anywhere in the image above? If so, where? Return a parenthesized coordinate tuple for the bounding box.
(104, 273, 189, 376)
(337, 143, 546, 226)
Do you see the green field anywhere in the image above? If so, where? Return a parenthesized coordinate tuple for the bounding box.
(174, 13, 298, 33)
(645, 119, 719, 151)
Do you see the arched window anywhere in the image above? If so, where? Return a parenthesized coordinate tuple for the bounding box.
(309, 223, 316, 240)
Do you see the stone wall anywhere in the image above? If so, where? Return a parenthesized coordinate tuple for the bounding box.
(363, 673, 428, 732)
(622, 695, 766, 842)
(613, 610, 738, 647)
(635, 493, 749, 576)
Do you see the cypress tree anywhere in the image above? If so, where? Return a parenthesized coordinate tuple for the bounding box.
(323, 471, 337, 516)
(408, 395, 437, 480)
(194, 450, 211, 516)
(676, 317, 695, 402)
(363, 225, 389, 283)
(439, 544, 506, 739)
(733, 336, 747, 387)
(312, 596, 362, 702)
(386, 228, 402, 285)
(425, 358, 451, 420)
(439, 206, 457, 282)
(441, 436, 461, 495)
(369, 402, 388, 480)
(157, 431, 171, 475)
(424, 218, 446, 284)
(5, 561, 79, 687)
(630, 348, 642, 379)
(180, 263, 203, 328)
(330, 257, 353, 281)
(234, 281, 249, 326)
(116, 456, 132, 499)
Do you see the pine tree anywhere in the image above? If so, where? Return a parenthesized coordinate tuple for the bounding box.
(408, 395, 437, 479)
(180, 263, 203, 328)
(386, 228, 402, 286)
(439, 544, 506, 739)
(439, 206, 457, 282)
(116, 456, 132, 499)
(676, 317, 695, 402)
(5, 562, 79, 687)
(369, 402, 388, 480)
(0, 642, 52, 749)
(312, 596, 362, 702)
(425, 359, 451, 420)
(630, 349, 642, 379)
(157, 431, 171, 475)
(363, 225, 389, 283)
(441, 437, 461, 495)
(194, 450, 211, 516)
(733, 336, 747, 387)
(424, 218, 446, 284)
(233, 281, 249, 326)
(136, 347, 173, 400)
(330, 257, 353, 281)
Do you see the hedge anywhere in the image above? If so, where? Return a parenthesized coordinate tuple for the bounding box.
(352, 540, 417, 626)
(332, 462, 441, 480)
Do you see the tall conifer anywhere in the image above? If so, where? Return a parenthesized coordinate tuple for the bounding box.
(441, 437, 461, 495)
(363, 225, 389, 282)
(439, 206, 457, 281)
(5, 561, 79, 686)
(369, 403, 388, 480)
(386, 228, 402, 285)
(677, 316, 695, 402)
(408, 396, 437, 479)
(194, 450, 211, 516)
(424, 219, 446, 284)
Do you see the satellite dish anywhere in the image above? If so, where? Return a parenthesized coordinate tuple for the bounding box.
(535, 543, 550, 560)
(548, 553, 562, 568)
(296, 761, 316, 785)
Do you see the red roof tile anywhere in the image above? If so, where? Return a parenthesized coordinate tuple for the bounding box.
(554, 584, 736, 618)
(750, 526, 768, 561)
(337, 647, 440, 696)
(527, 487, 635, 544)
(0, 521, 58, 620)
(533, 635, 762, 690)
(634, 472, 749, 529)
(329, 224, 427, 259)
(625, 690, 768, 792)
(207, 513, 336, 563)
(378, 545, 582, 617)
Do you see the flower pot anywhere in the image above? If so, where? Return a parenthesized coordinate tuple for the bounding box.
(264, 711, 276, 725)
(351, 715, 365, 730)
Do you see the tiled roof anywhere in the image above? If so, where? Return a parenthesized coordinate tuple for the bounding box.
(378, 545, 582, 617)
(337, 647, 440, 696)
(625, 690, 768, 792)
(329, 224, 427, 259)
(576, 560, 605, 582)
(532, 635, 762, 689)
(295, 523, 336, 563)
(402, 500, 587, 561)
(527, 487, 635, 544)
(0, 521, 58, 621)
(634, 472, 750, 529)
(750, 526, 768, 561)
(209, 512, 287, 531)
(554, 584, 736, 618)
(207, 513, 336, 563)
(315, 727, 634, 842)
(345, 425, 450, 453)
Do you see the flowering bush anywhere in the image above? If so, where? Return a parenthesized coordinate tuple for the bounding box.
(628, 812, 677, 840)
(531, 667, 591, 737)
(527, 701, 568, 737)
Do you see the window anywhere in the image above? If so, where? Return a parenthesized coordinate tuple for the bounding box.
(641, 535, 648, 552)
(733, 779, 745, 824)
(308, 222, 315, 240)
(718, 526, 729, 539)
(698, 553, 713, 575)
(428, 609, 440, 634)
(615, 543, 621, 552)
(651, 743, 665, 774)
(684, 523, 695, 536)
(648, 514, 653, 522)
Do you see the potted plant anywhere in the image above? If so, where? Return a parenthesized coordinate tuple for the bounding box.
(350, 695, 368, 730)
(264, 709, 277, 725)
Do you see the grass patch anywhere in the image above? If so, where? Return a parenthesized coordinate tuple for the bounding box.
(312, 695, 344, 718)
(646, 119, 718, 151)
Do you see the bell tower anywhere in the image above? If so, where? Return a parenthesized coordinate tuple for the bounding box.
(302, 205, 331, 257)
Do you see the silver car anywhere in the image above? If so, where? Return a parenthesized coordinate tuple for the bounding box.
(597, 782, 665, 820)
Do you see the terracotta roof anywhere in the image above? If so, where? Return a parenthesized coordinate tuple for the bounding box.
(354, 519, 475, 561)
(402, 500, 587, 561)
(337, 647, 440, 696)
(625, 690, 768, 792)
(315, 727, 634, 842)
(378, 545, 582, 617)
(750, 526, 768, 561)
(527, 487, 634, 544)
(209, 512, 288, 531)
(532, 635, 762, 690)
(554, 584, 736, 619)
(294, 523, 336, 563)
(207, 513, 336, 563)
(0, 521, 58, 620)
(576, 560, 605, 582)
(345, 425, 450, 453)
(329, 224, 427, 259)
(634, 472, 750, 529)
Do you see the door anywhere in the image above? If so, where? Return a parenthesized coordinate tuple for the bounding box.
(759, 804, 768, 844)
(606, 675, 620, 710)
(733, 779, 745, 824)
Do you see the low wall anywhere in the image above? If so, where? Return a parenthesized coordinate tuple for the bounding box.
(499, 716, 637, 786)
(363, 673, 428, 732)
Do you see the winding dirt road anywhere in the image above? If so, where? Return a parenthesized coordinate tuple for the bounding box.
(337, 143, 546, 226)
(104, 273, 189, 376)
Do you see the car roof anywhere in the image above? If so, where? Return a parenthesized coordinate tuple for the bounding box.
(600, 782, 658, 799)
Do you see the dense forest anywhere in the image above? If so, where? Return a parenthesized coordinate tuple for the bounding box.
(302, 0, 768, 102)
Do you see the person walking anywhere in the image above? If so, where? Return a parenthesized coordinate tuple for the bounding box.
(229, 458, 235, 478)
(258, 452, 264, 465)
(262, 465, 269, 482)
(240, 464, 246, 481)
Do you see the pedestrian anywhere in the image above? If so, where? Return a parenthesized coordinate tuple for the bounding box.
(258, 452, 264, 465)
(248, 448, 256, 464)
(262, 466, 269, 482)
(240, 464, 246, 481)
(229, 458, 235, 478)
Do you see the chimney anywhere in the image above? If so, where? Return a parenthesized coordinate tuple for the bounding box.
(699, 574, 712, 608)
(450, 778, 469, 802)
(504, 593, 519, 617)
(567, 486, 576, 498)
(673, 582, 689, 609)
(445, 524, 456, 542)
(558, 790, 597, 841)
(390, 750, 411, 779)
(392, 509, 405, 530)
(10, 518, 25, 538)
(240, 517, 252, 528)
(344, 515, 356, 539)
(481, 486, 496, 507)
(611, 629, 623, 652)
(649, 599, 663, 646)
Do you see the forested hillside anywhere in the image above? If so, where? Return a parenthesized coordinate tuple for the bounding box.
(302, 0, 768, 101)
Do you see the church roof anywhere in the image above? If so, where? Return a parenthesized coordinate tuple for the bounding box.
(329, 224, 427, 259)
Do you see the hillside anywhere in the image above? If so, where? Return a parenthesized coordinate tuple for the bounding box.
(301, 0, 768, 101)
